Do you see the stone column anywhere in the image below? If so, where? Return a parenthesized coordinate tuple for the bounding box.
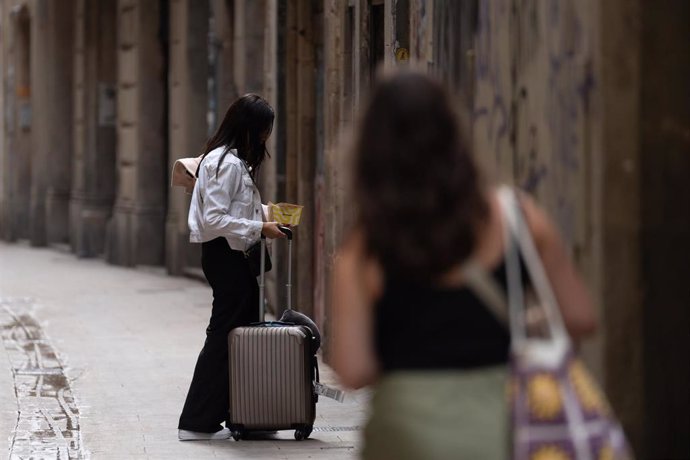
(263, 0, 283, 311)
(231, 0, 280, 308)
(409, 0, 434, 67)
(45, 1, 75, 245)
(28, 0, 74, 246)
(383, 0, 395, 71)
(106, 0, 166, 267)
(210, 0, 237, 125)
(256, 0, 278, 218)
(2, 4, 32, 242)
(232, 0, 269, 195)
(320, 0, 345, 357)
(0, 3, 15, 241)
(70, 0, 117, 257)
(285, 0, 317, 317)
(0, 2, 4, 240)
(27, 0, 49, 246)
(233, 0, 265, 96)
(353, 0, 371, 109)
(165, 0, 208, 275)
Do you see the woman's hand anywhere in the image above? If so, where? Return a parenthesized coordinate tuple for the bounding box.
(262, 222, 287, 239)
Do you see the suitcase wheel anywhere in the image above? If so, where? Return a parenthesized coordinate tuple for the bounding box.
(231, 430, 243, 441)
(294, 426, 312, 441)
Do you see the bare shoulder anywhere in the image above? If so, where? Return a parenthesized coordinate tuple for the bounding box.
(337, 228, 366, 267)
(336, 228, 384, 301)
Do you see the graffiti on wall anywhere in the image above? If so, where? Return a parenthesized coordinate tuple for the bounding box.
(474, 0, 596, 248)
(473, 0, 512, 167)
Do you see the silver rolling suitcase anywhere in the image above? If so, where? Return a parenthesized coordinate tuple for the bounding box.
(227, 227, 319, 441)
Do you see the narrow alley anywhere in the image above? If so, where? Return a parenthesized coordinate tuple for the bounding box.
(0, 242, 367, 459)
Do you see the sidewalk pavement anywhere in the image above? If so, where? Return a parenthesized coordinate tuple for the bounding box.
(0, 242, 369, 459)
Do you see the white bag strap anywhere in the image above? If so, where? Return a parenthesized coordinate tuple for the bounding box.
(496, 187, 569, 343)
(462, 187, 569, 348)
(501, 189, 530, 344)
(459, 201, 525, 342)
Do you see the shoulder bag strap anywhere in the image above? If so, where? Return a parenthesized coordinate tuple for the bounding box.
(497, 187, 569, 342)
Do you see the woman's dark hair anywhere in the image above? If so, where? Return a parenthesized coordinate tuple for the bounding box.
(199, 94, 275, 178)
(354, 71, 488, 283)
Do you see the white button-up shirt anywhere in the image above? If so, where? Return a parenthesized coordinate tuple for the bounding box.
(188, 147, 264, 251)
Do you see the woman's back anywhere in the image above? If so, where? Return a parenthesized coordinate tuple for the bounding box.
(373, 189, 537, 372)
(331, 72, 596, 459)
(374, 263, 511, 371)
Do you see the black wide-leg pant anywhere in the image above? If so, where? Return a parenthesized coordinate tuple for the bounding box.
(178, 237, 259, 432)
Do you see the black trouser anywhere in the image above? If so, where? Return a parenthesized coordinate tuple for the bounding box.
(178, 237, 259, 432)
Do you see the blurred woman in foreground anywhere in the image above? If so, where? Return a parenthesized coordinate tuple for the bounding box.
(331, 72, 596, 459)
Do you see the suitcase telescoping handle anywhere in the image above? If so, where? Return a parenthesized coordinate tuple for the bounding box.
(281, 226, 294, 311)
(258, 225, 293, 322)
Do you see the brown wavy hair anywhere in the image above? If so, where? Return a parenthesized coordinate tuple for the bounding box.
(354, 72, 488, 282)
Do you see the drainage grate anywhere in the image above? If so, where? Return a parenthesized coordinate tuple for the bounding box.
(0, 298, 86, 459)
(312, 426, 361, 432)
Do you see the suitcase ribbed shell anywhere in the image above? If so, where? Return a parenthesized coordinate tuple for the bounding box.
(228, 325, 315, 430)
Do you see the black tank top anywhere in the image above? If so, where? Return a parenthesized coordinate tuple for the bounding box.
(374, 259, 516, 372)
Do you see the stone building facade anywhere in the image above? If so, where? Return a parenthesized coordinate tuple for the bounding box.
(0, 1, 688, 456)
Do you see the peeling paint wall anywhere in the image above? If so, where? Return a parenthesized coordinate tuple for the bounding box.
(466, 0, 690, 454)
(471, 0, 623, 441)
(473, 0, 605, 373)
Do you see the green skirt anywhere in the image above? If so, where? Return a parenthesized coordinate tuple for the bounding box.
(362, 365, 509, 460)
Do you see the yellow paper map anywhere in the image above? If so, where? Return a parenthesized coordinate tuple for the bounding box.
(268, 202, 304, 226)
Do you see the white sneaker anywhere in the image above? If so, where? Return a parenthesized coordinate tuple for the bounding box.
(178, 428, 231, 441)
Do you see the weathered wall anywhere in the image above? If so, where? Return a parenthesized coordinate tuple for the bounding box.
(472, 0, 646, 449)
(473, 0, 607, 377)
(598, 0, 644, 451)
(473, 0, 515, 181)
(639, 1, 690, 457)
(466, 0, 690, 454)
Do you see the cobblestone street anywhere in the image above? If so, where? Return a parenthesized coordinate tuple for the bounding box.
(0, 242, 368, 459)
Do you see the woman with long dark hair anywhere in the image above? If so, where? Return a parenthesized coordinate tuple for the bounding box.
(178, 94, 286, 441)
(332, 72, 597, 458)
